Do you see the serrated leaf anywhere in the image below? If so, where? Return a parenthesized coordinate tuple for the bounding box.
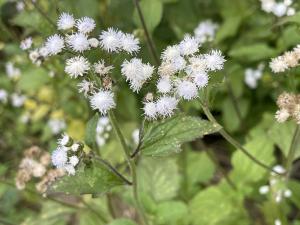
(154, 201, 188, 225)
(140, 115, 221, 156)
(49, 159, 127, 195)
(108, 219, 138, 225)
(85, 114, 99, 149)
(138, 157, 180, 201)
(133, 0, 163, 32)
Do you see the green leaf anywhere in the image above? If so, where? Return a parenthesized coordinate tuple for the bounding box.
(49, 159, 127, 195)
(133, 0, 163, 32)
(189, 184, 249, 225)
(108, 219, 138, 225)
(140, 115, 221, 156)
(154, 201, 188, 225)
(138, 157, 180, 201)
(229, 43, 278, 62)
(215, 16, 242, 43)
(84, 113, 99, 149)
(18, 68, 50, 93)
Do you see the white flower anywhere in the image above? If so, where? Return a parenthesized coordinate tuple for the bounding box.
(287, 7, 295, 16)
(121, 58, 154, 92)
(0, 89, 8, 103)
(66, 33, 90, 52)
(275, 219, 282, 225)
(16, 1, 24, 11)
(157, 78, 172, 93)
(186, 55, 207, 75)
(99, 28, 121, 52)
(88, 38, 99, 48)
(57, 12, 75, 30)
(32, 163, 46, 177)
(58, 133, 71, 146)
(156, 96, 178, 117)
(51, 147, 68, 168)
(272, 165, 286, 174)
(94, 60, 114, 76)
(65, 56, 90, 78)
(158, 62, 177, 77)
(48, 119, 66, 135)
(275, 109, 290, 123)
(179, 35, 199, 56)
(64, 164, 76, 175)
(69, 156, 79, 166)
(176, 80, 198, 100)
(259, 185, 270, 194)
(171, 56, 186, 71)
(272, 3, 287, 17)
(20, 37, 32, 50)
(6, 62, 21, 79)
(71, 143, 81, 152)
(270, 56, 288, 73)
(204, 49, 226, 71)
(143, 101, 157, 119)
(120, 33, 140, 54)
(90, 90, 116, 115)
(39, 46, 49, 57)
(76, 17, 96, 33)
(78, 79, 94, 97)
(194, 20, 218, 43)
(261, 0, 275, 13)
(193, 72, 209, 88)
(244, 68, 262, 89)
(11, 93, 26, 107)
(284, 189, 292, 198)
(45, 34, 65, 55)
(161, 45, 181, 61)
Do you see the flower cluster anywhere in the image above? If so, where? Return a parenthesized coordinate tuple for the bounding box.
(270, 45, 300, 73)
(143, 35, 226, 120)
(259, 165, 292, 203)
(260, 0, 295, 17)
(244, 64, 264, 89)
(275, 92, 300, 123)
(96, 116, 112, 147)
(51, 134, 83, 175)
(194, 20, 219, 44)
(15, 146, 65, 194)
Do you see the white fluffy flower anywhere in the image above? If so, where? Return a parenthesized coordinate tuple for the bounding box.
(179, 35, 199, 56)
(6, 62, 21, 79)
(121, 58, 154, 92)
(39, 46, 49, 57)
(20, 37, 32, 50)
(273, 3, 287, 17)
(186, 55, 207, 75)
(45, 34, 65, 55)
(171, 56, 186, 71)
(156, 96, 178, 117)
(194, 20, 218, 43)
(120, 33, 140, 54)
(78, 80, 94, 97)
(64, 164, 76, 175)
(244, 68, 262, 89)
(176, 80, 198, 100)
(71, 143, 81, 152)
(272, 165, 286, 174)
(57, 12, 75, 30)
(90, 90, 116, 115)
(65, 56, 90, 78)
(143, 101, 157, 119)
(193, 72, 209, 88)
(204, 49, 226, 71)
(66, 33, 90, 52)
(259, 185, 270, 195)
(157, 78, 172, 93)
(88, 38, 99, 48)
(275, 219, 282, 225)
(69, 155, 79, 166)
(51, 147, 68, 168)
(270, 56, 288, 73)
(76, 17, 96, 33)
(0, 89, 8, 103)
(275, 109, 290, 123)
(161, 45, 181, 61)
(58, 133, 71, 146)
(94, 60, 114, 76)
(11, 93, 26, 107)
(99, 28, 121, 52)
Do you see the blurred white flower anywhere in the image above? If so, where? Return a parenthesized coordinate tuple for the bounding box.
(57, 12, 75, 30)
(20, 37, 32, 50)
(6, 62, 21, 79)
(194, 20, 218, 43)
(48, 119, 66, 135)
(0, 89, 8, 103)
(11, 93, 26, 107)
(69, 156, 79, 166)
(88, 38, 99, 48)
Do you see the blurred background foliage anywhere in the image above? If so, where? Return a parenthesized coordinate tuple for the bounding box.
(1, 0, 300, 224)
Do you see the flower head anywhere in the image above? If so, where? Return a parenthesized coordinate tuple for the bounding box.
(20, 37, 33, 50)
(78, 80, 94, 97)
(156, 96, 178, 117)
(94, 60, 114, 76)
(120, 33, 140, 54)
(65, 56, 90, 78)
(57, 12, 75, 30)
(194, 20, 218, 43)
(204, 49, 226, 71)
(51, 147, 68, 168)
(270, 56, 289, 73)
(143, 101, 157, 119)
(157, 77, 172, 94)
(45, 34, 65, 55)
(179, 35, 199, 56)
(90, 90, 116, 115)
(76, 17, 96, 33)
(66, 33, 90, 52)
(99, 28, 121, 52)
(193, 72, 209, 88)
(176, 80, 198, 100)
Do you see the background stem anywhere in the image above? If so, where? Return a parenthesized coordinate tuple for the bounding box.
(286, 125, 300, 176)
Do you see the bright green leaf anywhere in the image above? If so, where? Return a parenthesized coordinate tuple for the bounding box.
(154, 201, 188, 225)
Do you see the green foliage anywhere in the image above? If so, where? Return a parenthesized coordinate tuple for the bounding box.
(140, 115, 221, 156)
(108, 219, 138, 225)
(84, 113, 99, 149)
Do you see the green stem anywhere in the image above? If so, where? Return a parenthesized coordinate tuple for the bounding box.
(132, 0, 160, 66)
(108, 111, 149, 225)
(285, 125, 300, 176)
(200, 101, 282, 175)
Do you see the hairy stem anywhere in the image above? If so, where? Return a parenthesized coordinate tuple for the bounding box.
(200, 101, 282, 175)
(108, 111, 149, 225)
(132, 0, 160, 66)
(286, 125, 300, 176)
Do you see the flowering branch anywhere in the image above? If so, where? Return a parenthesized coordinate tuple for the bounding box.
(132, 0, 160, 65)
(199, 100, 283, 175)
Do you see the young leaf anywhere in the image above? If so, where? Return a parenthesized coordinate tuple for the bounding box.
(140, 115, 221, 156)
(48, 159, 127, 195)
(84, 113, 99, 148)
